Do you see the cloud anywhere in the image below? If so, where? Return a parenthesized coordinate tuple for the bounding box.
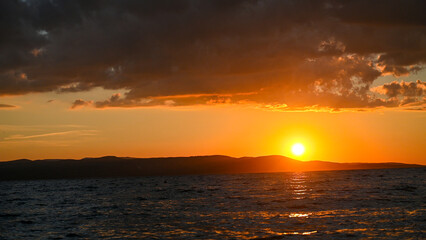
(373, 80, 425, 97)
(0, 104, 16, 108)
(371, 80, 425, 108)
(0, 0, 425, 110)
(70, 99, 93, 109)
(3, 130, 98, 141)
(0, 124, 87, 131)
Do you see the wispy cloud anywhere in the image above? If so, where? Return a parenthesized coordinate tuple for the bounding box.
(0, 139, 77, 147)
(0, 104, 17, 108)
(3, 130, 98, 141)
(0, 124, 88, 131)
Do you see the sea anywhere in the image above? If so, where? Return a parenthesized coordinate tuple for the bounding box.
(0, 168, 424, 239)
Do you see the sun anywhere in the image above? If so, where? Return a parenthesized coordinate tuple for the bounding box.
(291, 143, 305, 156)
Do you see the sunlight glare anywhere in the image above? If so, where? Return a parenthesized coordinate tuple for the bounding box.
(291, 143, 305, 156)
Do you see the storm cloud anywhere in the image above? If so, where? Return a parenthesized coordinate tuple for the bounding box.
(0, 0, 425, 110)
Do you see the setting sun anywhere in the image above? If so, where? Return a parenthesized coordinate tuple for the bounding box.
(291, 143, 305, 156)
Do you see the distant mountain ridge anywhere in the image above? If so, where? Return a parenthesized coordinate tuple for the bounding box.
(0, 155, 423, 181)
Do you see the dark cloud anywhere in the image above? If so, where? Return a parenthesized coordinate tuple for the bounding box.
(374, 80, 425, 98)
(372, 80, 425, 108)
(70, 99, 93, 109)
(0, 0, 425, 110)
(329, 0, 426, 26)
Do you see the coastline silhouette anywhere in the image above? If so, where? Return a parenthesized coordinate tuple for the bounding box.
(1, 155, 422, 181)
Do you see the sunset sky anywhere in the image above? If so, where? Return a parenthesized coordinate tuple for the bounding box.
(0, 0, 425, 163)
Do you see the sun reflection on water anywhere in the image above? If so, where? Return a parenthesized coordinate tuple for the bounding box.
(265, 229, 318, 236)
(289, 172, 310, 199)
(289, 213, 310, 218)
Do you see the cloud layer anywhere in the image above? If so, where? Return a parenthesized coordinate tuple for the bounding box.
(1, 0, 425, 110)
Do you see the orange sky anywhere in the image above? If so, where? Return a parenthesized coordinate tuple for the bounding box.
(0, 91, 425, 164)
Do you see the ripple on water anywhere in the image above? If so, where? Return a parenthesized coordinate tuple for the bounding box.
(0, 168, 424, 239)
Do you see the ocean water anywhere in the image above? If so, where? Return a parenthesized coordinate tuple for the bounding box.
(0, 168, 424, 239)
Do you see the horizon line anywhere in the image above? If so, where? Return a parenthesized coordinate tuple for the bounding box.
(3, 154, 424, 166)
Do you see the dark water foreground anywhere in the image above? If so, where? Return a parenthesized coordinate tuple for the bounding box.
(0, 168, 424, 239)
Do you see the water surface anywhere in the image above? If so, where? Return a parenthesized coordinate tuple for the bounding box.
(0, 168, 424, 239)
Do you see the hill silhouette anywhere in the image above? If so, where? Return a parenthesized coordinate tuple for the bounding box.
(0, 155, 423, 181)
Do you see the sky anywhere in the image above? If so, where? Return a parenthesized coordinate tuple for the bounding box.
(0, 0, 425, 164)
